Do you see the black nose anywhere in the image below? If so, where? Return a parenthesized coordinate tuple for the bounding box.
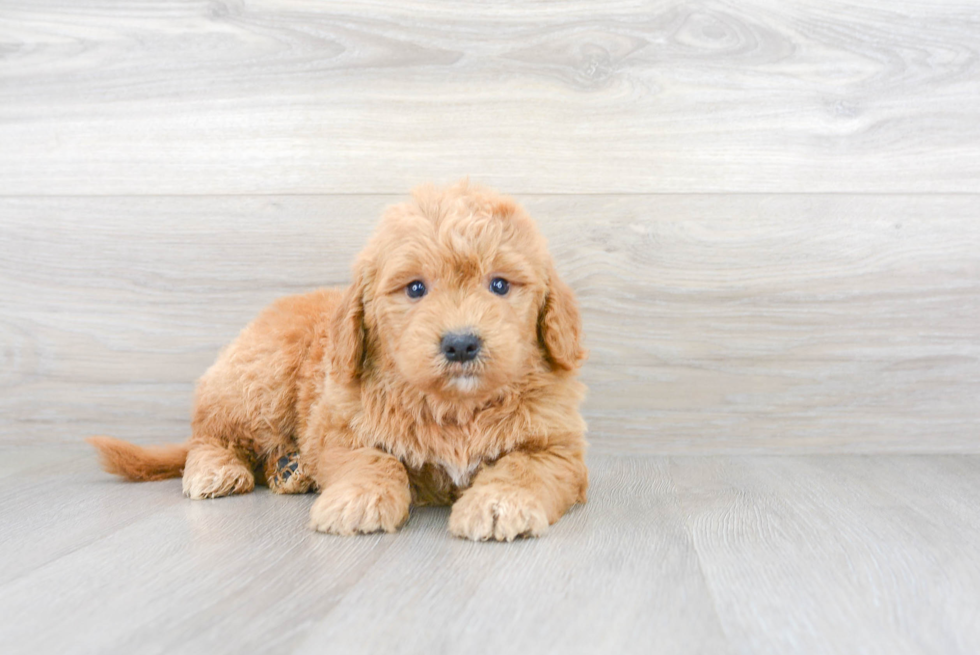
(441, 332, 482, 363)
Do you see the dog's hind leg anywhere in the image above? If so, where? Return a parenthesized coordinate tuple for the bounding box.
(182, 442, 255, 500)
(181, 294, 315, 499)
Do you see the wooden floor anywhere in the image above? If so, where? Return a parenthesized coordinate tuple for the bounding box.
(1, 449, 978, 655)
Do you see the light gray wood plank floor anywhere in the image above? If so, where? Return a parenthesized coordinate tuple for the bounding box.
(1, 449, 977, 655)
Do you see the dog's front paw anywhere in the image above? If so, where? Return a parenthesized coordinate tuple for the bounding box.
(449, 484, 549, 542)
(308, 480, 410, 536)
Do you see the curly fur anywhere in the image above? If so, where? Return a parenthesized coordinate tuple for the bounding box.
(89, 181, 589, 541)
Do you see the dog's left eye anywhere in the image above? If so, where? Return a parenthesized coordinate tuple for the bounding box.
(489, 277, 510, 296)
(406, 280, 427, 299)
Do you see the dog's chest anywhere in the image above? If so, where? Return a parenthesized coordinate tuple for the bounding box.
(419, 423, 495, 488)
(359, 417, 501, 489)
(435, 455, 482, 488)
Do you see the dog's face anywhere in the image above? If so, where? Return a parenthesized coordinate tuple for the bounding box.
(331, 183, 584, 402)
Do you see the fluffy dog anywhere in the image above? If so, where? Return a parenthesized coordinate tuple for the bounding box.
(89, 181, 588, 541)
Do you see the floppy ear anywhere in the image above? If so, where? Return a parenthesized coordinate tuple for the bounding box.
(538, 266, 586, 371)
(329, 269, 366, 383)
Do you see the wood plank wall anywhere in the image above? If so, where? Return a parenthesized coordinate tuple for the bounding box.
(1, 1, 978, 453)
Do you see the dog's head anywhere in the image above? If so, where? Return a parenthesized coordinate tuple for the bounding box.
(330, 181, 584, 401)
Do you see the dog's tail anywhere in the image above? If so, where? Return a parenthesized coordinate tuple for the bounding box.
(86, 436, 190, 481)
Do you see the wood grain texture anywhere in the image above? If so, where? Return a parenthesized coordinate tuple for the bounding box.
(671, 455, 980, 655)
(1, 452, 978, 654)
(1, 0, 979, 194)
(2, 194, 978, 452)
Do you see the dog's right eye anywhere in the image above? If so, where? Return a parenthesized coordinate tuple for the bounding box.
(406, 280, 427, 299)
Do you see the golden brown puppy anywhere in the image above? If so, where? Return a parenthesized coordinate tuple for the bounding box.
(89, 181, 588, 541)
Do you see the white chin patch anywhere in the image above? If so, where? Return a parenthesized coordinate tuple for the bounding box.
(447, 375, 480, 394)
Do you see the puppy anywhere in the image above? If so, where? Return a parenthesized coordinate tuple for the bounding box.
(89, 181, 589, 541)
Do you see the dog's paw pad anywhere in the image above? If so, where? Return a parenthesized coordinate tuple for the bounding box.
(276, 455, 298, 480)
(267, 452, 314, 495)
